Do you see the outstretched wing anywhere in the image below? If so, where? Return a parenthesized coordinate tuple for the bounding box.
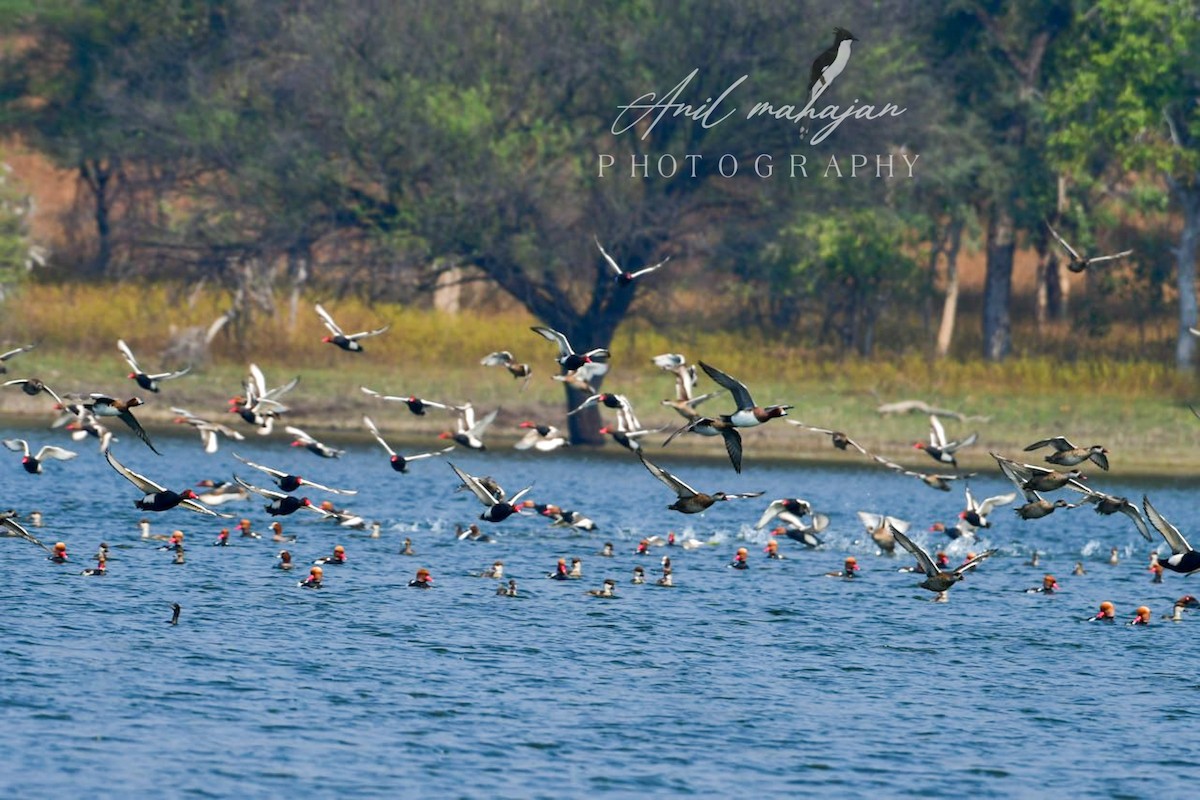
(1045, 221, 1081, 261)
(233, 475, 288, 501)
(2, 438, 28, 456)
(892, 528, 939, 576)
(1023, 436, 1075, 453)
(362, 415, 395, 456)
(314, 303, 345, 337)
(1087, 249, 1133, 265)
(637, 453, 698, 499)
(1, 515, 50, 552)
(629, 257, 670, 280)
(232, 453, 287, 479)
(929, 415, 948, 448)
(448, 462, 499, 507)
(530, 326, 573, 358)
(594, 237, 625, 277)
(33, 445, 77, 462)
(1143, 496, 1194, 555)
(699, 362, 753, 410)
(117, 339, 142, 373)
(105, 449, 166, 494)
(952, 548, 998, 578)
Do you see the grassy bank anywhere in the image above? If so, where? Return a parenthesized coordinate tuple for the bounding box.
(2, 283, 1200, 475)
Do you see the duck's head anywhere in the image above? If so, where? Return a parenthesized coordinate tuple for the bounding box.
(54, 542, 66, 553)
(321, 335, 332, 344)
(310, 566, 323, 577)
(334, 545, 345, 555)
(180, 490, 199, 500)
(1136, 606, 1151, 623)
(417, 568, 432, 582)
(1179, 595, 1199, 608)
(437, 431, 453, 440)
(279, 550, 291, 561)
(844, 556, 859, 571)
(936, 552, 950, 568)
(934, 521, 950, 530)
(1043, 574, 1059, 590)
(1098, 601, 1115, 618)
(913, 442, 926, 450)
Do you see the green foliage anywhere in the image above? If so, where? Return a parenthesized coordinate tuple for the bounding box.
(0, 160, 36, 290)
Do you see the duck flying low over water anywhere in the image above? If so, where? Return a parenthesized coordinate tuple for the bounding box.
(868, 452, 975, 492)
(756, 498, 827, 531)
(439, 404, 499, 450)
(657, 357, 721, 421)
(892, 527, 996, 594)
(105, 450, 231, 516)
(514, 422, 569, 452)
(530, 326, 610, 374)
(787, 422, 869, 456)
(599, 423, 663, 453)
(637, 453, 763, 514)
(193, 480, 250, 506)
(914, 415, 976, 468)
(960, 485, 1017, 529)
(699, 362, 792, 428)
(1045, 221, 1133, 274)
(990, 453, 1091, 496)
(171, 407, 245, 454)
(363, 416, 454, 472)
(285, 426, 345, 459)
(993, 454, 1080, 520)
(480, 351, 532, 387)
(1022, 436, 1109, 471)
(231, 363, 299, 435)
(1078, 490, 1151, 541)
(63, 410, 115, 453)
(77, 394, 160, 455)
(2, 439, 77, 474)
(0, 343, 36, 374)
(233, 453, 356, 495)
(117, 339, 190, 393)
(315, 303, 390, 352)
(569, 392, 639, 430)
(360, 386, 454, 416)
(857, 511, 909, 554)
(663, 416, 744, 474)
(1142, 496, 1200, 575)
(595, 237, 670, 286)
(449, 462, 532, 523)
(233, 476, 338, 518)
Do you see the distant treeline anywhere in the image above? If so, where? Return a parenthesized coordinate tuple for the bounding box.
(0, 0, 1197, 368)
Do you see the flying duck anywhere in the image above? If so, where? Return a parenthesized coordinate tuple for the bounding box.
(480, 351, 532, 387)
(868, 452, 975, 491)
(0, 343, 36, 374)
(514, 422, 569, 452)
(448, 462, 532, 523)
(856, 511, 909, 554)
(285, 426, 345, 459)
(892, 527, 996, 594)
(595, 237, 670, 286)
(530, 326, 610, 374)
(79, 394, 160, 455)
(438, 404, 500, 450)
(1142, 496, 1200, 575)
(363, 415, 454, 472)
(1045, 221, 1133, 273)
(117, 339, 190, 393)
(2, 439, 77, 474)
(315, 303, 390, 352)
(1022, 436, 1109, 471)
(233, 453, 357, 495)
(170, 407, 245, 453)
(913, 415, 976, 467)
(232, 476, 338, 518)
(637, 453, 763, 514)
(105, 449, 231, 516)
(787, 421, 869, 455)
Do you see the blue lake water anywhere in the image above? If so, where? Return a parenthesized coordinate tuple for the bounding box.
(2, 423, 1199, 798)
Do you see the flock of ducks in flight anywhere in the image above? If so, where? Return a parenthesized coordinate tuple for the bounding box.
(0, 245, 1195, 622)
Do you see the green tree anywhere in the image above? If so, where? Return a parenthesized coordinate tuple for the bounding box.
(1048, 0, 1200, 369)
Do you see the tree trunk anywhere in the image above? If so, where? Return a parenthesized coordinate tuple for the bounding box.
(935, 219, 964, 358)
(1172, 183, 1200, 370)
(982, 205, 1016, 361)
(80, 159, 114, 276)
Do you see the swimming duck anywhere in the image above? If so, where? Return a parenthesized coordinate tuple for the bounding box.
(270, 522, 295, 542)
(105, 450, 232, 516)
(764, 539, 784, 560)
(587, 578, 618, 597)
(233, 453, 356, 495)
(1073, 562, 1086, 575)
(2, 438, 77, 473)
(856, 512, 908, 554)
(48, 541, 69, 563)
(568, 558, 583, 579)
(117, 339, 190, 393)
(477, 560, 504, 579)
(1151, 562, 1165, 583)
(300, 566, 323, 588)
(595, 237, 670, 286)
(314, 545, 347, 566)
(235, 518, 261, 539)
(1045, 221, 1133, 274)
(1142, 496, 1200, 575)
(213, 528, 230, 546)
(1109, 547, 1120, 566)
(1129, 606, 1152, 626)
(81, 554, 107, 576)
(638, 453, 763, 514)
(913, 415, 976, 467)
(400, 538, 415, 556)
(730, 547, 750, 570)
(825, 556, 858, 579)
(449, 462, 531, 523)
(530, 326, 610, 374)
(599, 542, 614, 557)
(1026, 574, 1059, 594)
(285, 426, 345, 459)
(548, 558, 570, 580)
(363, 415, 454, 472)
(315, 303, 389, 352)
(892, 528, 996, 594)
(655, 567, 674, 587)
(1165, 595, 1198, 621)
(1023, 436, 1110, 471)
(233, 476, 337, 518)
(480, 351, 532, 387)
(632, 566, 645, 584)
(438, 404, 500, 450)
(1092, 601, 1116, 622)
(276, 550, 294, 570)
(409, 568, 434, 588)
(497, 579, 518, 596)
(169, 603, 181, 624)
